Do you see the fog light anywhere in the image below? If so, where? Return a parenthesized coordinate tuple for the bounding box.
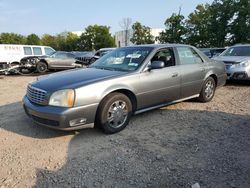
(69, 118, 87, 127)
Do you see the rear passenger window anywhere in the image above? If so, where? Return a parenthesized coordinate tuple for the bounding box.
(177, 47, 203, 65)
(33, 47, 42, 55)
(23, 47, 32, 55)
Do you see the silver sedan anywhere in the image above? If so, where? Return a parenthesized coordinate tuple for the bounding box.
(23, 44, 227, 133)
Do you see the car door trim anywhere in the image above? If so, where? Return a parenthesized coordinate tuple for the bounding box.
(134, 94, 199, 115)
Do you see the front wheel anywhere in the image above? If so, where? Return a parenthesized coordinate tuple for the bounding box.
(198, 77, 216, 102)
(96, 93, 132, 134)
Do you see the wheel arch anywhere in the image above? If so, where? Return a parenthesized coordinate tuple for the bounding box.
(38, 59, 48, 67)
(205, 71, 218, 87)
(99, 88, 138, 113)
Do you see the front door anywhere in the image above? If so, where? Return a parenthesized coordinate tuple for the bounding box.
(136, 48, 181, 110)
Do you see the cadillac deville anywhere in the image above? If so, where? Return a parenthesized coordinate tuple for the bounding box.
(23, 44, 227, 133)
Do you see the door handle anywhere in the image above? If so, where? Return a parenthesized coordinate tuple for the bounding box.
(172, 73, 178, 77)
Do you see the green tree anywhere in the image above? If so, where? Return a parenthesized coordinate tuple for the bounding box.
(130, 22, 154, 45)
(41, 34, 58, 49)
(230, 0, 250, 44)
(64, 32, 79, 51)
(26, 33, 41, 45)
(186, 4, 211, 47)
(186, 0, 236, 47)
(208, 0, 235, 47)
(78, 25, 115, 51)
(157, 13, 187, 43)
(0, 32, 26, 44)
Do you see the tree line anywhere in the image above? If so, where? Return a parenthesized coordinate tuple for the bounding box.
(0, 0, 249, 50)
(131, 0, 250, 47)
(0, 25, 116, 51)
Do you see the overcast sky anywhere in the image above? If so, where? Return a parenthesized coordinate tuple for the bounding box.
(0, 0, 214, 36)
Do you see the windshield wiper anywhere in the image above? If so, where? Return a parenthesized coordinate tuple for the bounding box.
(91, 66, 129, 72)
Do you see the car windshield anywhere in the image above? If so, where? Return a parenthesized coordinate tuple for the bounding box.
(90, 47, 153, 72)
(221, 46, 250, 56)
(48, 51, 56, 56)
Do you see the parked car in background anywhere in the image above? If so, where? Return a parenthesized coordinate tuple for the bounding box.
(199, 48, 226, 58)
(20, 51, 87, 73)
(213, 44, 250, 80)
(23, 44, 227, 134)
(77, 48, 115, 65)
(0, 44, 55, 73)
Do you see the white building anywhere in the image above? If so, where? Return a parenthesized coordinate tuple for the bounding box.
(115, 28, 164, 47)
(71, 31, 84, 37)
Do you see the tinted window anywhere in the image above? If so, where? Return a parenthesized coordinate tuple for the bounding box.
(151, 48, 175, 67)
(221, 46, 250, 56)
(177, 47, 203, 64)
(23, 47, 32, 55)
(95, 52, 100, 56)
(33, 47, 42, 55)
(45, 47, 55, 55)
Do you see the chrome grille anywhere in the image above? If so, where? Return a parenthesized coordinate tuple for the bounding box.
(27, 85, 47, 105)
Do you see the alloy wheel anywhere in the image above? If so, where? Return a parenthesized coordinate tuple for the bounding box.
(107, 100, 128, 128)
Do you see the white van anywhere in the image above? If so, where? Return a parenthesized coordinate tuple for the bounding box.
(0, 44, 55, 64)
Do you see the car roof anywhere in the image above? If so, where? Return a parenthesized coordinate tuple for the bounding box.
(98, 48, 116, 51)
(56, 51, 73, 54)
(232, 44, 250, 47)
(121, 43, 193, 49)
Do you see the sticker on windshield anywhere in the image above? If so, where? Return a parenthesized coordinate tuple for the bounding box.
(126, 54, 141, 58)
(128, 63, 138, 67)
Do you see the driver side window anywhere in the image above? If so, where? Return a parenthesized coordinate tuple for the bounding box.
(151, 48, 175, 67)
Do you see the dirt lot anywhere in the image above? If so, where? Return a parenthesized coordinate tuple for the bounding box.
(0, 75, 249, 188)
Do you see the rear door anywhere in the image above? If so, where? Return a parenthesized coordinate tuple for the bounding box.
(48, 52, 75, 69)
(175, 46, 207, 98)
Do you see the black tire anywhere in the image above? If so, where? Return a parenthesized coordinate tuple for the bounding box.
(198, 77, 216, 102)
(96, 92, 132, 134)
(36, 62, 48, 73)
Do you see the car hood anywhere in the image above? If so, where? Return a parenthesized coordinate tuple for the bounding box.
(31, 68, 127, 92)
(213, 56, 250, 63)
(21, 55, 48, 60)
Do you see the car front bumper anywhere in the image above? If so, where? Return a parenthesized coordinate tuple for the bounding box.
(23, 96, 98, 130)
(226, 66, 250, 80)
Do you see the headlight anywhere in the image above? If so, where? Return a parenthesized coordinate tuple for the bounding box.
(241, 60, 250, 67)
(233, 60, 250, 68)
(49, 89, 75, 107)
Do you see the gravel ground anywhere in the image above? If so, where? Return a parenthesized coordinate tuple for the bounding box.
(0, 75, 249, 188)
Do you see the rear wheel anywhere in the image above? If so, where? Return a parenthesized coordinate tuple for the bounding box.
(198, 77, 216, 102)
(36, 62, 48, 73)
(96, 93, 132, 134)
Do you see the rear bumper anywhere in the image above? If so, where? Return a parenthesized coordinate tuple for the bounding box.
(217, 73, 227, 87)
(23, 96, 98, 130)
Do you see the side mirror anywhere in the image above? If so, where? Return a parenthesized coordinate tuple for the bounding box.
(148, 61, 165, 71)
